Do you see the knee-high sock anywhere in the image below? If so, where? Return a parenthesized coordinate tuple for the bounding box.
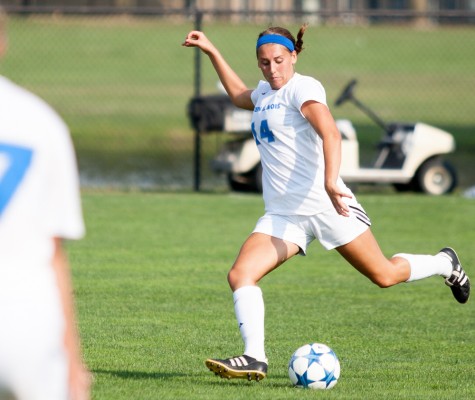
(233, 285, 266, 362)
(394, 253, 452, 282)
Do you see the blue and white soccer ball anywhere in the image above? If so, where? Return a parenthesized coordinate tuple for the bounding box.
(288, 343, 340, 389)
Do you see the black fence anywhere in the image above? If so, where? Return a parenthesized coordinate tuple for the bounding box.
(1, 6, 474, 191)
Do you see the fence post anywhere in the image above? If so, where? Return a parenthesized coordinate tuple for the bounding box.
(193, 10, 203, 192)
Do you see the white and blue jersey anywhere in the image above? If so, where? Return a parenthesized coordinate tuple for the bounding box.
(0, 75, 84, 268)
(0, 75, 84, 399)
(250, 72, 348, 215)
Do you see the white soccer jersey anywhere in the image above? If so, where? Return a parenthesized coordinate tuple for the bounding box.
(0, 76, 84, 267)
(0, 76, 84, 399)
(250, 73, 348, 215)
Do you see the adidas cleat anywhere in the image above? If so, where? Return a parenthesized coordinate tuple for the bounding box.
(205, 355, 268, 381)
(439, 247, 470, 304)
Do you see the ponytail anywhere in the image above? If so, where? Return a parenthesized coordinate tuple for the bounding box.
(294, 23, 308, 55)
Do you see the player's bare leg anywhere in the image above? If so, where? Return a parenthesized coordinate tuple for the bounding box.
(337, 229, 470, 303)
(206, 233, 300, 381)
(228, 232, 300, 291)
(336, 229, 410, 287)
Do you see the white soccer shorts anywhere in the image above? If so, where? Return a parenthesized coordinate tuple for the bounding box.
(253, 198, 371, 254)
(0, 267, 68, 400)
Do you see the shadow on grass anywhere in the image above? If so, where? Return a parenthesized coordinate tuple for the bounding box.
(92, 369, 187, 380)
(206, 380, 292, 389)
(201, 372, 293, 389)
(93, 368, 293, 389)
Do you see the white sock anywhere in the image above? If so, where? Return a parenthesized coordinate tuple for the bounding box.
(233, 285, 267, 362)
(394, 253, 453, 282)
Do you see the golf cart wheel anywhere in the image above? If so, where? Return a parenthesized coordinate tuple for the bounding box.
(415, 158, 457, 195)
(227, 173, 255, 192)
(227, 163, 263, 193)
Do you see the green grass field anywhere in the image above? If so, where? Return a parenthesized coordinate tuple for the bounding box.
(69, 191, 475, 399)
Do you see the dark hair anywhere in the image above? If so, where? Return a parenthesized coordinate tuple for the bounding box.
(257, 23, 308, 54)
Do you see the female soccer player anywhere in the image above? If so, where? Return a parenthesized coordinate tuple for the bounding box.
(182, 25, 470, 382)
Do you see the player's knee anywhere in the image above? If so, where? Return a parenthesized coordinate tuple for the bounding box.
(227, 267, 259, 291)
(371, 273, 398, 288)
(227, 269, 235, 287)
(227, 268, 242, 290)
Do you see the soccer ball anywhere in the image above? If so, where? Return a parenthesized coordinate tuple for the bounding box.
(288, 343, 340, 389)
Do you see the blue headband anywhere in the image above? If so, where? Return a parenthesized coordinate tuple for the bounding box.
(256, 34, 295, 52)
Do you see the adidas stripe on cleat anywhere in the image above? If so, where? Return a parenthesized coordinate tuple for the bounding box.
(439, 247, 470, 304)
(205, 355, 268, 381)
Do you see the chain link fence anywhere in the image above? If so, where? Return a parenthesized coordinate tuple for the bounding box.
(1, 7, 474, 191)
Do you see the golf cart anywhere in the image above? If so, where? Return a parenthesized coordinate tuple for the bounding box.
(193, 79, 457, 195)
(333, 79, 457, 195)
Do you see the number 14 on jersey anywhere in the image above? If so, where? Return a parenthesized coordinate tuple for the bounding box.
(251, 120, 275, 145)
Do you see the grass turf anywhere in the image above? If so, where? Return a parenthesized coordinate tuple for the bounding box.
(68, 191, 475, 399)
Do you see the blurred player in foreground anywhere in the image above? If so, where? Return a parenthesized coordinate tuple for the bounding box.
(183, 25, 470, 382)
(0, 9, 90, 400)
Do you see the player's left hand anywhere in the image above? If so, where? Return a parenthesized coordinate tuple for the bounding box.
(325, 183, 352, 217)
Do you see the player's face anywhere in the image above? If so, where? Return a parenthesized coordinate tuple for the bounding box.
(257, 44, 297, 90)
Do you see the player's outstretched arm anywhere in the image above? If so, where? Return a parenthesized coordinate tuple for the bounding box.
(182, 30, 254, 111)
